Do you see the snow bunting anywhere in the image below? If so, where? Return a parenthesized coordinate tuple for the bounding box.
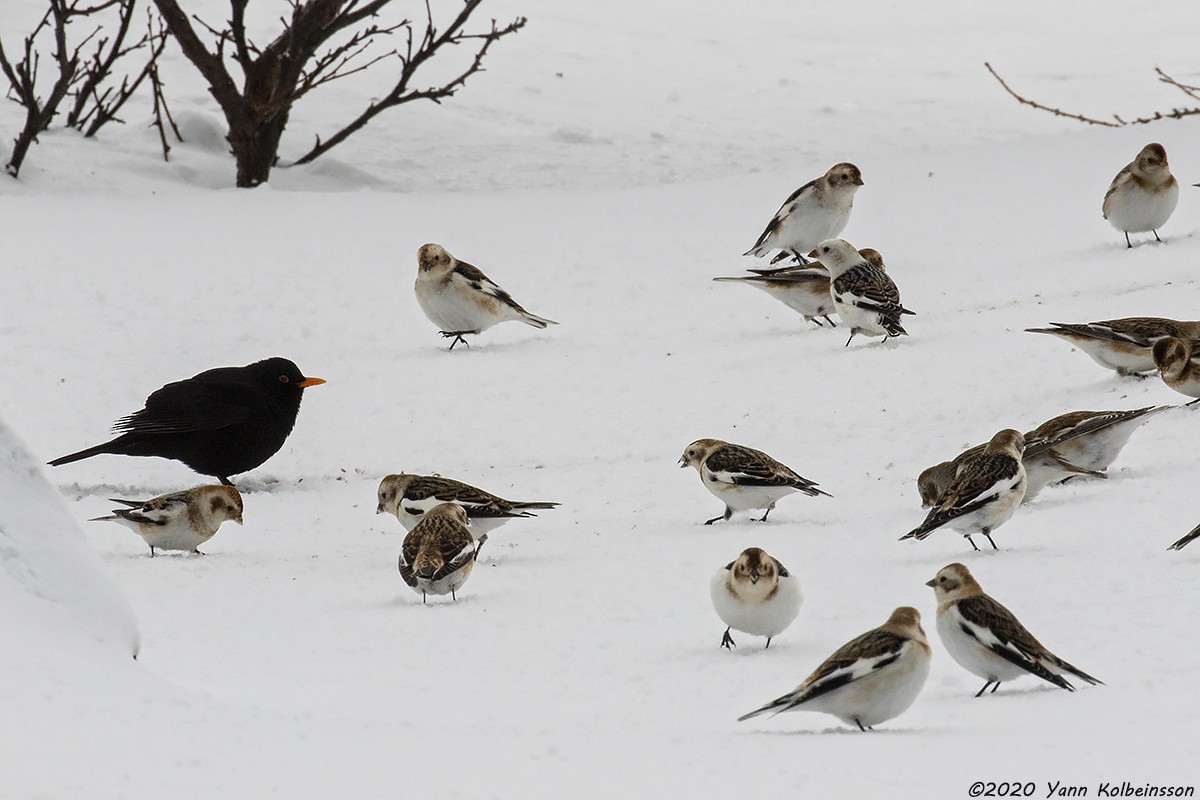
(711, 247, 887, 327)
(710, 547, 803, 650)
(679, 438, 830, 525)
(398, 503, 484, 602)
(414, 243, 557, 350)
(376, 473, 558, 536)
(1103, 143, 1179, 248)
(91, 485, 243, 556)
(901, 429, 1025, 550)
(737, 607, 930, 731)
(1168, 522, 1200, 551)
(927, 563, 1102, 696)
(1025, 317, 1200, 377)
(918, 406, 1165, 506)
(744, 163, 863, 264)
(712, 267, 836, 326)
(810, 238, 913, 346)
(1152, 337, 1200, 398)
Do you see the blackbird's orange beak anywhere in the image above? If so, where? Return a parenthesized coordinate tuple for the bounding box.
(298, 377, 327, 388)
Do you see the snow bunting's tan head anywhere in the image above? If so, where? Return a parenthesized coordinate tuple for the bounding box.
(376, 473, 415, 516)
(203, 485, 244, 526)
(857, 247, 885, 271)
(985, 428, 1024, 457)
(810, 238, 863, 275)
(826, 162, 864, 189)
(423, 502, 470, 526)
(1152, 337, 1200, 397)
(925, 562, 983, 603)
(417, 242, 453, 273)
(880, 606, 926, 639)
(679, 438, 722, 469)
(729, 547, 781, 591)
(1131, 143, 1170, 178)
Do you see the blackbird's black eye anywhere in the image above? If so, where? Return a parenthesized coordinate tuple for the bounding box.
(279, 375, 289, 384)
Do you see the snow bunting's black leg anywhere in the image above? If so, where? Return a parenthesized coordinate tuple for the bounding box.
(984, 530, 998, 550)
(1154, 229, 1163, 243)
(764, 636, 772, 649)
(790, 249, 809, 265)
(990, 682, 1001, 694)
(720, 627, 736, 650)
(855, 718, 868, 732)
(1124, 231, 1133, 249)
(441, 331, 472, 350)
(421, 592, 427, 604)
(975, 681, 994, 698)
(757, 505, 773, 523)
(966, 536, 980, 552)
(844, 331, 856, 347)
(823, 315, 836, 327)
(704, 514, 724, 526)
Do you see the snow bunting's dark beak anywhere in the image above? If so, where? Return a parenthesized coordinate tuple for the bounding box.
(855, 177, 864, 186)
(298, 376, 326, 388)
(376, 504, 384, 514)
(678, 457, 688, 468)
(749, 570, 760, 584)
(925, 578, 937, 587)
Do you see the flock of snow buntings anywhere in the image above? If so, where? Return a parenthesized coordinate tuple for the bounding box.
(66, 141, 1196, 734)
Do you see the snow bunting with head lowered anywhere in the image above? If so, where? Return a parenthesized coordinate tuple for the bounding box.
(414, 243, 557, 350)
(927, 563, 1102, 697)
(1168, 522, 1200, 551)
(737, 607, 930, 731)
(1025, 317, 1200, 377)
(810, 239, 913, 346)
(744, 163, 863, 264)
(1152, 337, 1200, 398)
(902, 429, 1025, 550)
(1103, 143, 1179, 248)
(679, 438, 830, 525)
(398, 503, 483, 602)
(710, 547, 802, 650)
(91, 485, 243, 556)
(377, 473, 558, 536)
(917, 406, 1166, 506)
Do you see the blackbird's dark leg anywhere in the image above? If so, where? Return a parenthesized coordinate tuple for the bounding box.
(720, 627, 736, 650)
(219, 476, 234, 486)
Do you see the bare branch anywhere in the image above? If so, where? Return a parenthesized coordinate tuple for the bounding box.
(984, 62, 1121, 127)
(292, 6, 526, 166)
(987, 62, 1200, 129)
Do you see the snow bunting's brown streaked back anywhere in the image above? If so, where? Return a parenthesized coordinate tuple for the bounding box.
(737, 607, 930, 731)
(1152, 337, 1200, 398)
(744, 163, 863, 265)
(414, 243, 557, 350)
(679, 438, 830, 525)
(1168, 522, 1200, 551)
(1025, 317, 1200, 377)
(91, 485, 243, 557)
(927, 563, 1102, 697)
(811, 238, 914, 346)
(1103, 143, 1179, 248)
(901, 429, 1025, 550)
(377, 473, 558, 536)
(710, 547, 803, 650)
(398, 503, 483, 603)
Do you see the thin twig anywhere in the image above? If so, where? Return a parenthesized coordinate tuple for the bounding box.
(984, 62, 1121, 127)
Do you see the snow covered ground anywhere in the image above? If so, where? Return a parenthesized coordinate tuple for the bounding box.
(2, 1, 1200, 797)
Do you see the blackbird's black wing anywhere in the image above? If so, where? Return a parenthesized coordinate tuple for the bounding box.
(113, 368, 262, 435)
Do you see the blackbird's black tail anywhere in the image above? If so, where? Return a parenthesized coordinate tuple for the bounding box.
(48, 439, 125, 467)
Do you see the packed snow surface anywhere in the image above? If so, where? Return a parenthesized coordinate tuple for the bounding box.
(2, 0, 1199, 797)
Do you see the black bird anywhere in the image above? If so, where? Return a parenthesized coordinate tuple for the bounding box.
(49, 357, 325, 485)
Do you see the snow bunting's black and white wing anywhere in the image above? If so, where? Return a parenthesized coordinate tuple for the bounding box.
(705, 444, 829, 496)
(901, 452, 1021, 540)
